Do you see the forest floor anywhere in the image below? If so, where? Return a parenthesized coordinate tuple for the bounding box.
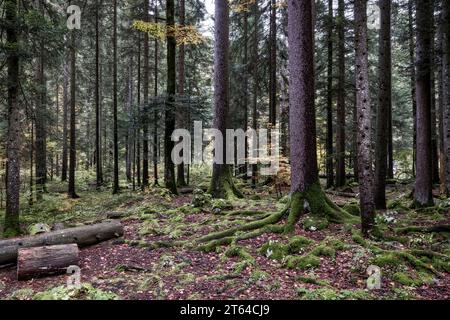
(0, 178, 449, 300)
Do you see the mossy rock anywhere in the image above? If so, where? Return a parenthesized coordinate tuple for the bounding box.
(191, 189, 212, 208)
(303, 216, 329, 231)
(285, 254, 321, 270)
(33, 284, 119, 300)
(258, 241, 288, 261)
(28, 223, 51, 236)
(138, 220, 161, 237)
(342, 204, 360, 217)
(9, 288, 35, 300)
(211, 199, 233, 214)
(287, 236, 313, 254)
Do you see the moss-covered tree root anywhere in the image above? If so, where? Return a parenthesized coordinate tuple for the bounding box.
(196, 183, 357, 251)
(285, 183, 358, 233)
(395, 224, 450, 235)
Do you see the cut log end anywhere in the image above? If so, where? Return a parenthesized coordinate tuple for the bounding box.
(17, 244, 79, 281)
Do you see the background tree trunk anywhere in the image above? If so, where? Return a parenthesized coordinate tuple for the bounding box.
(326, 0, 334, 189)
(355, 0, 375, 234)
(209, 0, 242, 199)
(95, 0, 103, 188)
(414, 0, 434, 206)
(164, 0, 177, 194)
(176, 0, 187, 187)
(4, 0, 21, 237)
(335, 0, 346, 188)
(374, 0, 391, 210)
(112, 0, 119, 195)
(68, 30, 78, 199)
(142, 0, 150, 188)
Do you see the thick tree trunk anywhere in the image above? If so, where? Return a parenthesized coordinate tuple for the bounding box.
(0, 221, 124, 266)
(438, 13, 446, 195)
(17, 244, 79, 281)
(209, 0, 242, 199)
(176, 0, 187, 187)
(414, 0, 434, 206)
(355, 0, 376, 234)
(165, 0, 178, 194)
(285, 0, 355, 233)
(4, 0, 21, 237)
(442, 0, 450, 196)
(335, 0, 346, 188)
(326, 0, 334, 189)
(112, 0, 119, 195)
(374, 0, 391, 210)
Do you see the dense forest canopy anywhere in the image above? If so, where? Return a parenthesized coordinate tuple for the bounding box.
(0, 0, 448, 301)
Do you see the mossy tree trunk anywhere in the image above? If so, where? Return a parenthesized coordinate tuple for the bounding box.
(208, 0, 241, 200)
(285, 0, 354, 233)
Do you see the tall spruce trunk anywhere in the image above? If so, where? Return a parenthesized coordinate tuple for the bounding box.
(68, 30, 78, 199)
(35, 0, 47, 200)
(326, 0, 334, 189)
(153, 0, 159, 186)
(442, 0, 450, 195)
(176, 0, 187, 187)
(409, 0, 417, 176)
(112, 0, 119, 195)
(164, 0, 177, 194)
(355, 0, 376, 234)
(285, 0, 354, 233)
(208, 0, 242, 199)
(142, 0, 150, 188)
(414, 0, 434, 206)
(4, 0, 21, 237)
(374, 0, 391, 210)
(335, 0, 346, 187)
(95, 0, 103, 188)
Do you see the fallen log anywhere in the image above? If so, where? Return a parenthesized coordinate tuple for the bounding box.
(0, 221, 123, 266)
(17, 244, 79, 281)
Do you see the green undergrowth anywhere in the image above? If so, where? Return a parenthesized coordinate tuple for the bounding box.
(31, 283, 119, 300)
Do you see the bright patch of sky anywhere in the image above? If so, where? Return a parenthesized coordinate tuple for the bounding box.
(199, 0, 215, 39)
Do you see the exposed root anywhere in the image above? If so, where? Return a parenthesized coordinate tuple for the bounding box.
(395, 225, 450, 235)
(285, 182, 358, 233)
